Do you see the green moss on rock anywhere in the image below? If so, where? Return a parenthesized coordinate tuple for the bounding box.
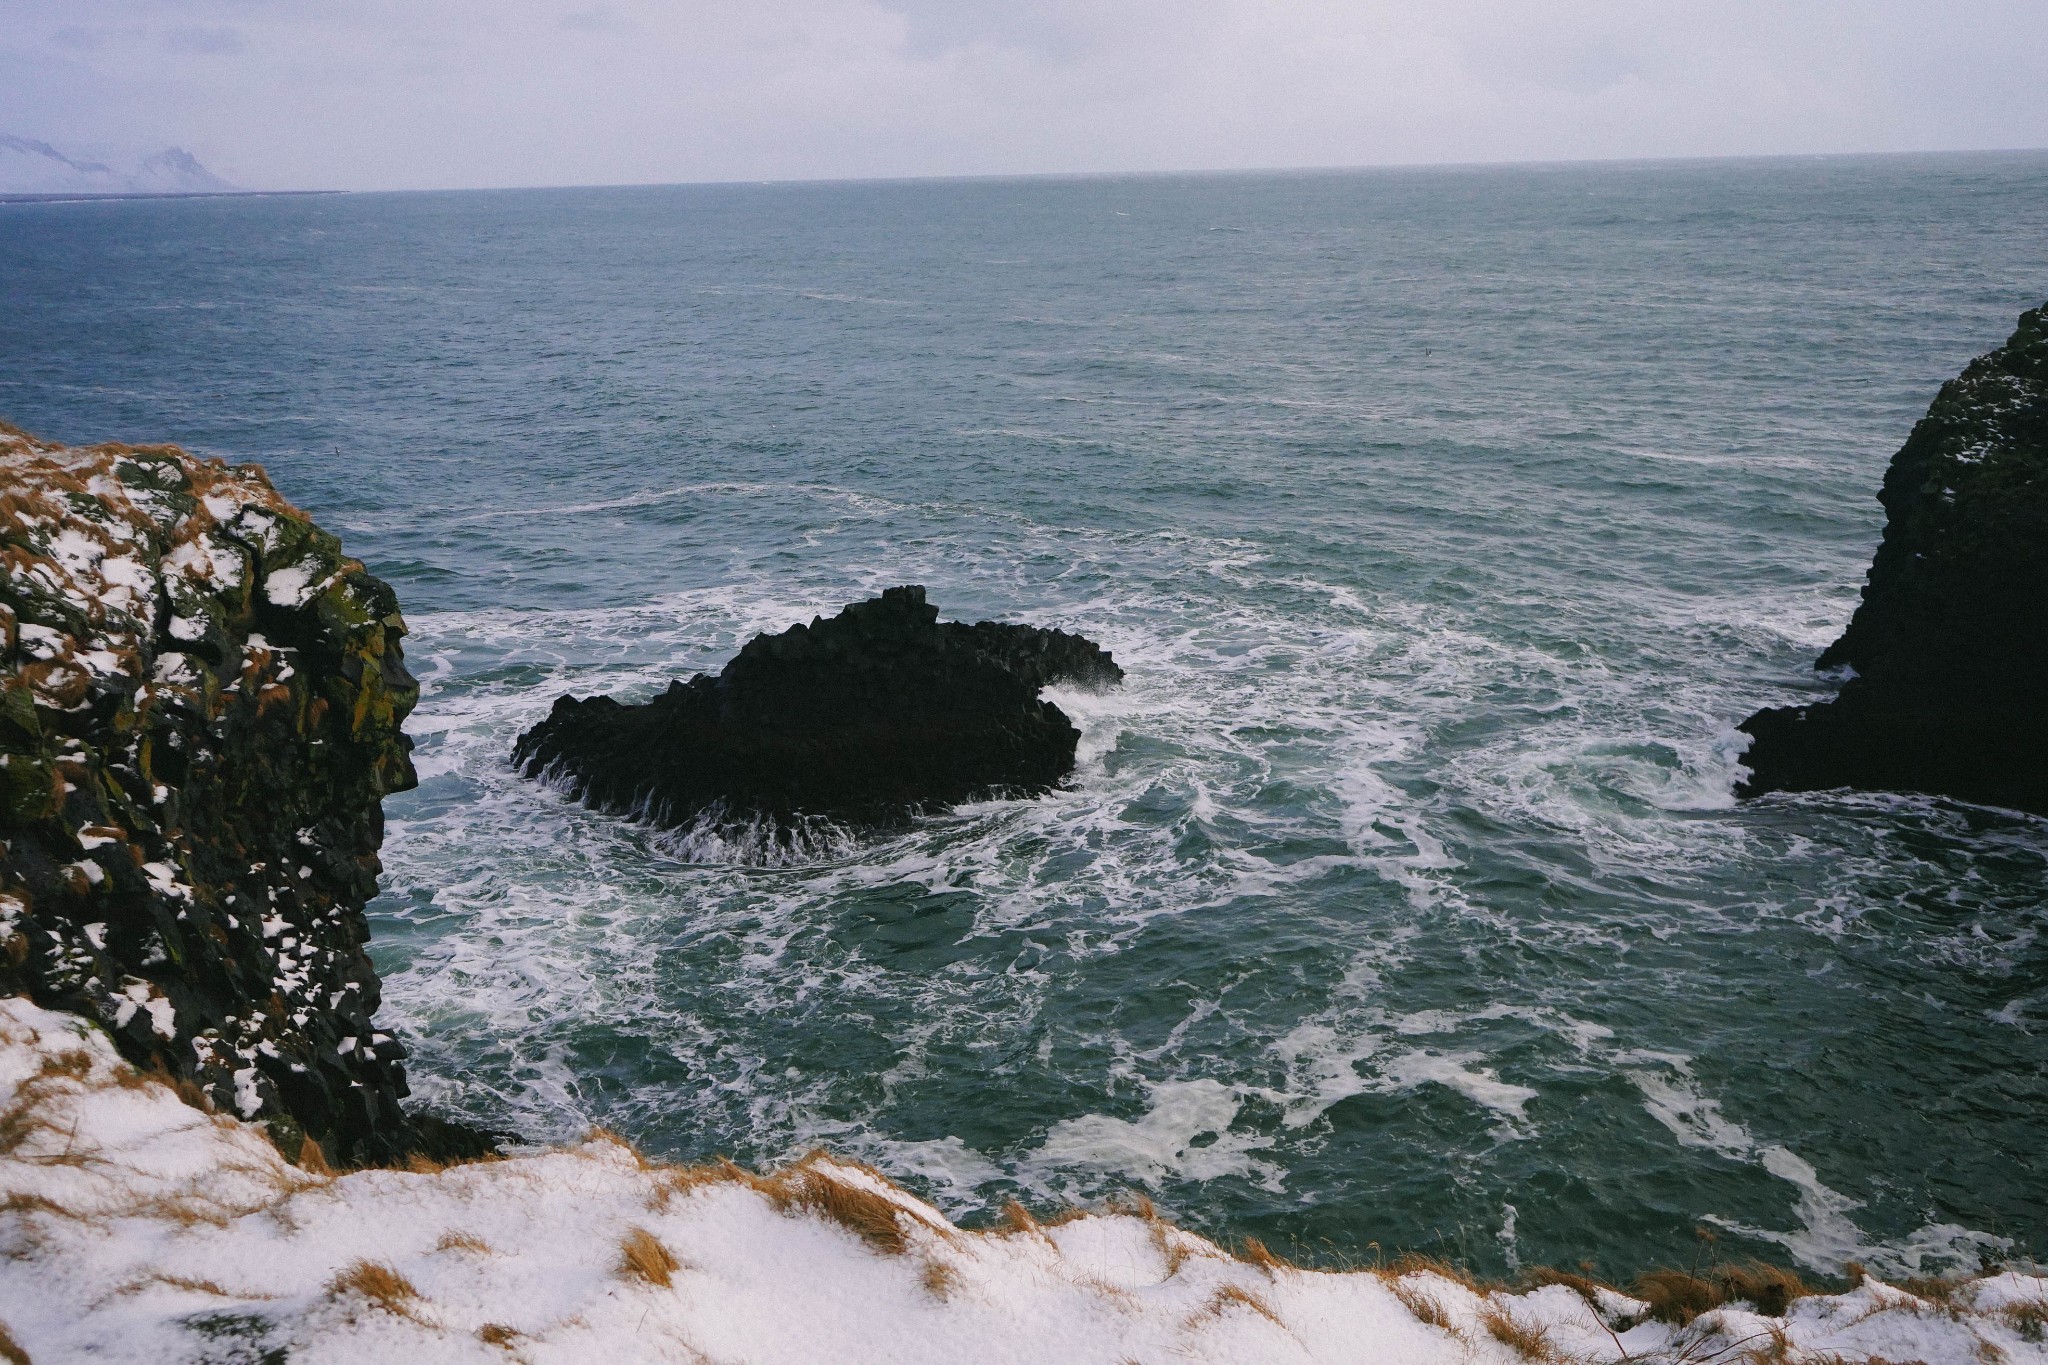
(0, 420, 487, 1165)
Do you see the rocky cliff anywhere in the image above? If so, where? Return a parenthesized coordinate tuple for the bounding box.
(514, 585, 1122, 840)
(0, 421, 486, 1166)
(1740, 303, 2048, 811)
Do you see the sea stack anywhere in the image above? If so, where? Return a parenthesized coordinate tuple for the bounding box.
(0, 422, 488, 1165)
(1739, 303, 2048, 812)
(513, 585, 1122, 836)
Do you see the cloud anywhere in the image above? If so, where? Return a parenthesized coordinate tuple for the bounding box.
(49, 25, 106, 52)
(0, 0, 2042, 190)
(161, 25, 245, 55)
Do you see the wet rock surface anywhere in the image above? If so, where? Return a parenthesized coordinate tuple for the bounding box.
(1740, 303, 2048, 812)
(0, 422, 491, 1165)
(513, 585, 1122, 837)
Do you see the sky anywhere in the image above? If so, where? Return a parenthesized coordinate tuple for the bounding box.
(1, 0, 2045, 190)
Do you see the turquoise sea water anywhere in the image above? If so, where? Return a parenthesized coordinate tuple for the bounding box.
(3, 153, 2045, 1279)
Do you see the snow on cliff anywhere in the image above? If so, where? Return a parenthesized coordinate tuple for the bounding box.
(2, 996, 2042, 1365)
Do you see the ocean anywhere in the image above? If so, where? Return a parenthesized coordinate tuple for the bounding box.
(3, 152, 2044, 1280)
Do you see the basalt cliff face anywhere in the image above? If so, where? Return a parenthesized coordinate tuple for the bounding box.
(1740, 303, 2048, 811)
(0, 422, 486, 1165)
(513, 585, 1122, 838)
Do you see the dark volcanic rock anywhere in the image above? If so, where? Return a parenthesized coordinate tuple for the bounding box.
(513, 586, 1123, 836)
(0, 422, 492, 1166)
(1739, 303, 2048, 811)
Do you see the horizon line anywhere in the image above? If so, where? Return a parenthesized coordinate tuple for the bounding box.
(21, 141, 2043, 201)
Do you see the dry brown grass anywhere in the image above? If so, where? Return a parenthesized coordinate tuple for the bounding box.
(435, 1231, 491, 1255)
(1076, 1274, 1139, 1310)
(588, 1127, 656, 1169)
(1736, 1324, 1794, 1365)
(129, 1193, 238, 1230)
(1000, 1200, 1039, 1234)
(1112, 1192, 1161, 1222)
(1148, 1219, 1194, 1277)
(1481, 1304, 1563, 1362)
(646, 1162, 739, 1212)
(0, 1079, 68, 1158)
(741, 1156, 939, 1256)
(618, 1226, 681, 1288)
(2004, 1298, 2048, 1342)
(1633, 1262, 1811, 1324)
(1525, 1265, 1613, 1309)
(1236, 1236, 1296, 1274)
(920, 1257, 960, 1300)
(144, 1274, 234, 1297)
(327, 1259, 421, 1316)
(0, 1319, 27, 1365)
(1388, 1279, 1458, 1334)
(1198, 1283, 1284, 1328)
(478, 1323, 522, 1348)
(297, 1136, 335, 1177)
(1897, 1274, 1976, 1318)
(1387, 1250, 1487, 1292)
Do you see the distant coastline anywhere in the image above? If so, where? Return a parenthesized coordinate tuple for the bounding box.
(0, 188, 343, 205)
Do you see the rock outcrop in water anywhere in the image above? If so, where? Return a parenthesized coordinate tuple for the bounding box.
(1739, 303, 2048, 812)
(0, 422, 489, 1166)
(513, 585, 1122, 836)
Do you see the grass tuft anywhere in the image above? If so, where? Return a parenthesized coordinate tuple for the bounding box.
(296, 1136, 335, 1177)
(587, 1127, 654, 1169)
(435, 1231, 491, 1255)
(745, 1157, 932, 1256)
(326, 1260, 420, 1315)
(1200, 1283, 1284, 1328)
(1633, 1261, 1810, 1324)
(1738, 1324, 1794, 1365)
(920, 1257, 960, 1300)
(1148, 1219, 1194, 1277)
(2005, 1298, 2048, 1343)
(1898, 1273, 1976, 1318)
(1481, 1304, 1562, 1363)
(1387, 1250, 1485, 1291)
(1238, 1236, 1296, 1274)
(147, 1274, 234, 1297)
(478, 1323, 522, 1348)
(0, 1319, 27, 1365)
(1388, 1280, 1457, 1334)
(618, 1226, 681, 1288)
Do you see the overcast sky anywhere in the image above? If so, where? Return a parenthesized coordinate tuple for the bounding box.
(2, 0, 2044, 190)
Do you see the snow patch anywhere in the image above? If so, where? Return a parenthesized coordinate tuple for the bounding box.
(0, 995, 2041, 1365)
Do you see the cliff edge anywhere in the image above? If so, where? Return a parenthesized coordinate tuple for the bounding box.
(1740, 303, 2048, 812)
(0, 422, 485, 1165)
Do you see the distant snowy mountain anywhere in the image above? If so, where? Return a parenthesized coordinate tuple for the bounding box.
(0, 134, 235, 195)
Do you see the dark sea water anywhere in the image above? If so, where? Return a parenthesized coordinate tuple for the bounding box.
(4, 153, 2046, 1280)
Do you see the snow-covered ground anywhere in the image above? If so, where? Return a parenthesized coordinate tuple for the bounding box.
(2, 995, 2043, 1365)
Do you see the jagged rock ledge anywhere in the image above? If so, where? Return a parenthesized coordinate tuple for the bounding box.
(513, 585, 1123, 841)
(1741, 303, 2048, 812)
(0, 422, 490, 1166)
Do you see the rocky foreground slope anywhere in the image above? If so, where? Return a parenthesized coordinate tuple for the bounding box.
(0, 423, 484, 1166)
(5, 996, 2043, 1365)
(514, 584, 1122, 839)
(1741, 303, 2048, 810)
